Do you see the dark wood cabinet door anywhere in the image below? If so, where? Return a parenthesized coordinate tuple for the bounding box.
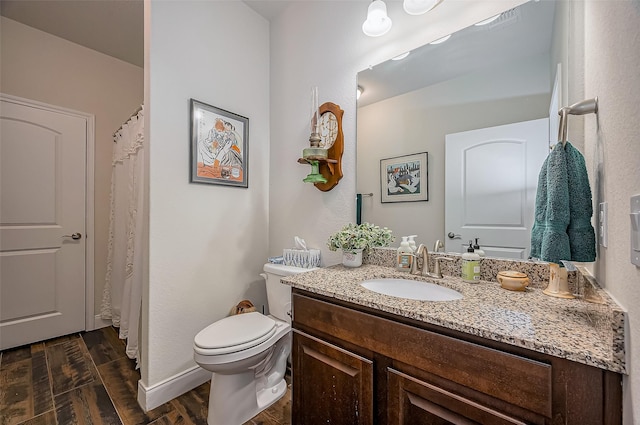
(388, 368, 536, 425)
(292, 330, 374, 425)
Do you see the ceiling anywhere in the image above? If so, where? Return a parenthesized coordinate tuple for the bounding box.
(244, 1, 291, 21)
(357, 1, 556, 106)
(2, 0, 553, 104)
(0, 0, 287, 68)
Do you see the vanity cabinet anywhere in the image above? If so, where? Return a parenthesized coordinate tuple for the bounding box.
(291, 290, 622, 425)
(292, 331, 374, 424)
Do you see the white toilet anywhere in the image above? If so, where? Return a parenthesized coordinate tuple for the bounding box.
(193, 263, 313, 425)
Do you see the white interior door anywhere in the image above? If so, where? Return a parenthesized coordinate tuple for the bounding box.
(445, 118, 548, 259)
(1, 96, 87, 350)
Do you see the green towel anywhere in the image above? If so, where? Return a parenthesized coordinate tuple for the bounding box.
(530, 142, 596, 264)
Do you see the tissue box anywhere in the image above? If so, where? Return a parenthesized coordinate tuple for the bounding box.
(283, 249, 320, 268)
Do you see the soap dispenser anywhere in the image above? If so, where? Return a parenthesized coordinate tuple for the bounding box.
(461, 241, 481, 283)
(408, 235, 418, 252)
(397, 237, 413, 272)
(473, 238, 486, 257)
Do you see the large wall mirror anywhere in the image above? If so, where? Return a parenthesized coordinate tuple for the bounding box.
(357, 0, 579, 259)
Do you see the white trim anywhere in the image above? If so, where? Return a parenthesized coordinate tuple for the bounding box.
(137, 366, 210, 412)
(0, 93, 97, 331)
(94, 314, 112, 329)
(85, 114, 96, 330)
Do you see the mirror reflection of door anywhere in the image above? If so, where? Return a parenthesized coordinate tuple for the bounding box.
(356, 0, 566, 252)
(445, 118, 548, 259)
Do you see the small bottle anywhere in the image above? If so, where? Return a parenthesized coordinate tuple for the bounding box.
(461, 241, 481, 283)
(473, 238, 486, 257)
(407, 235, 418, 252)
(397, 236, 413, 272)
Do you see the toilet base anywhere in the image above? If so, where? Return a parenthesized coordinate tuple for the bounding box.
(205, 331, 291, 425)
(207, 371, 287, 425)
(257, 378, 287, 412)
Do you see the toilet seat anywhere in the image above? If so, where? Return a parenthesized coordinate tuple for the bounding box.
(194, 312, 277, 356)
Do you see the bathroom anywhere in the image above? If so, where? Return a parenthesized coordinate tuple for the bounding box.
(1, 0, 639, 423)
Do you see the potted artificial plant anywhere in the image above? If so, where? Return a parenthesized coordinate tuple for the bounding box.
(327, 222, 394, 267)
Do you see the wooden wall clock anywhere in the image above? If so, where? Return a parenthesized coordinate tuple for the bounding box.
(297, 102, 344, 191)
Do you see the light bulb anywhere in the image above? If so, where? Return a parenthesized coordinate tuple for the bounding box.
(362, 0, 392, 37)
(403, 0, 439, 15)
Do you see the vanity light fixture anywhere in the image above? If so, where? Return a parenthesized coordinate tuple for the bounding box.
(474, 13, 501, 26)
(362, 0, 392, 37)
(403, 0, 441, 16)
(429, 34, 451, 44)
(357, 86, 364, 100)
(363, 0, 444, 37)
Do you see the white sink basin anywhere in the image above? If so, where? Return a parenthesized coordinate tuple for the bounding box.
(360, 278, 463, 301)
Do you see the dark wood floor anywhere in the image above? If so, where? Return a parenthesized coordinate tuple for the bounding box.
(0, 326, 291, 425)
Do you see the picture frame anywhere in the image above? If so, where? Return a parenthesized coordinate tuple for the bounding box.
(190, 98, 249, 187)
(380, 152, 428, 203)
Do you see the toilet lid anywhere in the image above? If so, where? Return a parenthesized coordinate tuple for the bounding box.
(194, 312, 277, 355)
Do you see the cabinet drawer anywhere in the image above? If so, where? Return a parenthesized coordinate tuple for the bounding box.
(388, 368, 536, 425)
(293, 293, 552, 418)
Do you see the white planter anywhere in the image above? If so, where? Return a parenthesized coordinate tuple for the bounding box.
(342, 249, 363, 268)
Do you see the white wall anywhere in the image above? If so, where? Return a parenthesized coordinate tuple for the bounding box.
(142, 0, 270, 392)
(357, 54, 550, 244)
(582, 1, 640, 423)
(269, 0, 527, 266)
(0, 17, 144, 317)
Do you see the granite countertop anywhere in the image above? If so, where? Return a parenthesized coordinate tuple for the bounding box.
(281, 264, 626, 374)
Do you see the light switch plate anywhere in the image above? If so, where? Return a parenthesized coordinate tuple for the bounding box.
(599, 202, 608, 248)
(631, 195, 640, 267)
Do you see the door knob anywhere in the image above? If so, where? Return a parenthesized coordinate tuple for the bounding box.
(447, 232, 461, 239)
(63, 232, 82, 240)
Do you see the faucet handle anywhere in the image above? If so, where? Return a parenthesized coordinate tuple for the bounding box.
(433, 239, 444, 252)
(431, 256, 455, 279)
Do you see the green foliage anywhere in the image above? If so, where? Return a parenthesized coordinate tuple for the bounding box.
(327, 222, 394, 253)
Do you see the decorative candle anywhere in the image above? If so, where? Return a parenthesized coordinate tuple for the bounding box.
(309, 86, 319, 136)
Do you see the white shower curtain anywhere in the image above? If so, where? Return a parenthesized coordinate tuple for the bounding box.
(101, 106, 144, 367)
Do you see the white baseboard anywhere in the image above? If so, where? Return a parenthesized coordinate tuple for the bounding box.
(93, 314, 112, 330)
(137, 366, 210, 412)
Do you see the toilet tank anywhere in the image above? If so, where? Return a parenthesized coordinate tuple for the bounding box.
(262, 263, 317, 323)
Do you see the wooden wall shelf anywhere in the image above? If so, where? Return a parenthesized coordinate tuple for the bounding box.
(298, 102, 344, 192)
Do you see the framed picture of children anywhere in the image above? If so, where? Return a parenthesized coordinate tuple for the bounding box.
(380, 152, 428, 203)
(190, 99, 249, 187)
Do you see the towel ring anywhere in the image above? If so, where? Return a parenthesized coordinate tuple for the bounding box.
(557, 97, 598, 146)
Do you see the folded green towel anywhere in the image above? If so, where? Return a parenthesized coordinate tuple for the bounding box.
(530, 142, 596, 264)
